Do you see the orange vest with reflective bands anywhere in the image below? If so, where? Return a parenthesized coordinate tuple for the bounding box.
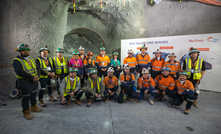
(138, 76, 155, 89)
(163, 61, 181, 75)
(154, 74, 175, 90)
(136, 54, 151, 65)
(175, 79, 194, 92)
(95, 55, 110, 68)
(123, 56, 137, 68)
(151, 57, 165, 71)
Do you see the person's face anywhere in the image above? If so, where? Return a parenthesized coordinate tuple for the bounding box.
(91, 73, 97, 79)
(108, 72, 114, 77)
(190, 52, 198, 59)
(88, 55, 92, 59)
(100, 50, 105, 55)
(141, 49, 146, 54)
(124, 68, 130, 74)
(179, 75, 187, 81)
(128, 53, 133, 57)
(41, 50, 49, 57)
(19, 50, 30, 57)
(169, 56, 176, 61)
(74, 55, 78, 59)
(57, 52, 63, 57)
(69, 72, 77, 78)
(113, 55, 118, 59)
(155, 52, 161, 57)
(79, 50, 85, 55)
(142, 73, 149, 79)
(162, 70, 169, 76)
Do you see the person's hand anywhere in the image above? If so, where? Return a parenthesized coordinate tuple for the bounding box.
(33, 76, 38, 82)
(178, 91, 182, 95)
(144, 90, 148, 94)
(104, 68, 107, 71)
(55, 75, 58, 78)
(61, 97, 66, 104)
(95, 94, 98, 98)
(69, 92, 74, 97)
(87, 73, 89, 76)
(98, 94, 101, 98)
(51, 72, 55, 76)
(111, 92, 115, 96)
(174, 75, 177, 78)
(162, 91, 166, 95)
(118, 66, 120, 69)
(81, 75, 83, 78)
(108, 90, 112, 94)
(47, 72, 52, 76)
(101, 68, 104, 71)
(156, 90, 159, 94)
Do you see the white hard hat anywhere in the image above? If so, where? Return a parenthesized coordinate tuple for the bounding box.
(154, 49, 162, 54)
(142, 68, 149, 74)
(78, 46, 85, 50)
(107, 67, 114, 72)
(168, 53, 176, 57)
(124, 64, 130, 69)
(127, 49, 133, 53)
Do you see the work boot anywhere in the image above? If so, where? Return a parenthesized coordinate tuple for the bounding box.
(39, 99, 47, 107)
(75, 99, 82, 106)
(149, 100, 154, 105)
(22, 109, 34, 120)
(184, 109, 190, 115)
(30, 104, 43, 112)
(66, 98, 71, 105)
(193, 100, 199, 108)
(104, 98, 108, 104)
(87, 99, 92, 107)
(127, 97, 133, 102)
(49, 94, 57, 102)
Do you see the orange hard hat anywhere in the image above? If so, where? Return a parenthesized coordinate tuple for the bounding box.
(87, 51, 93, 56)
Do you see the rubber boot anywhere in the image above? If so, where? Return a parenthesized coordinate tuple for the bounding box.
(39, 99, 47, 107)
(75, 99, 82, 106)
(30, 104, 43, 112)
(22, 109, 34, 120)
(87, 99, 92, 107)
(49, 94, 57, 102)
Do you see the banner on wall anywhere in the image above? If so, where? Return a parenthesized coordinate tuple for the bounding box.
(121, 33, 221, 92)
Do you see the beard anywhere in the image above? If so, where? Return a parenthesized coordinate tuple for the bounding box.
(21, 53, 29, 57)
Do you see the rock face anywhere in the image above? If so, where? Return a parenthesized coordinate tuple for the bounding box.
(0, 0, 221, 96)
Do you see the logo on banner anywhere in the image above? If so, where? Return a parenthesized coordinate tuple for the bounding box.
(207, 37, 219, 42)
(189, 39, 204, 42)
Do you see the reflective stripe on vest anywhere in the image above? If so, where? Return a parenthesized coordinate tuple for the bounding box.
(88, 78, 101, 91)
(38, 57, 53, 78)
(63, 76, 79, 96)
(13, 58, 38, 79)
(54, 57, 68, 74)
(185, 58, 203, 80)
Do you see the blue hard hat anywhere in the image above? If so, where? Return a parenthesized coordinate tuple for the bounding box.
(162, 67, 170, 72)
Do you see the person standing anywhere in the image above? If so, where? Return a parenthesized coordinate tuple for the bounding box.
(110, 51, 121, 79)
(183, 47, 206, 108)
(123, 49, 138, 77)
(83, 51, 96, 80)
(150, 49, 165, 79)
(36, 46, 57, 107)
(53, 48, 69, 98)
(12, 44, 42, 120)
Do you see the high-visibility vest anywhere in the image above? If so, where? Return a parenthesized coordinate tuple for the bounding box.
(88, 77, 101, 93)
(12, 58, 38, 79)
(37, 57, 53, 78)
(53, 57, 68, 74)
(151, 57, 165, 71)
(63, 76, 80, 96)
(185, 58, 203, 80)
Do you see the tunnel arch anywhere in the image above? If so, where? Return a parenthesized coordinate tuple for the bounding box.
(65, 28, 105, 48)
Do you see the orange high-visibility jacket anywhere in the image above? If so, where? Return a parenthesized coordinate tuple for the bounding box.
(163, 60, 181, 75)
(138, 76, 155, 89)
(154, 74, 175, 90)
(123, 56, 137, 69)
(136, 54, 151, 66)
(95, 55, 110, 68)
(120, 73, 135, 82)
(151, 57, 165, 71)
(103, 76, 118, 89)
(175, 79, 194, 92)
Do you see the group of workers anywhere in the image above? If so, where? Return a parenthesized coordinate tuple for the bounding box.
(12, 44, 205, 120)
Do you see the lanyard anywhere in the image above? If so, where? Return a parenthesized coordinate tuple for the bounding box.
(43, 59, 49, 66)
(74, 59, 79, 66)
(191, 59, 197, 68)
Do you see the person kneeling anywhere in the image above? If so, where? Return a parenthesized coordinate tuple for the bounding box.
(59, 67, 83, 105)
(103, 67, 119, 103)
(172, 71, 196, 115)
(85, 68, 104, 107)
(137, 68, 156, 105)
(118, 64, 137, 103)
